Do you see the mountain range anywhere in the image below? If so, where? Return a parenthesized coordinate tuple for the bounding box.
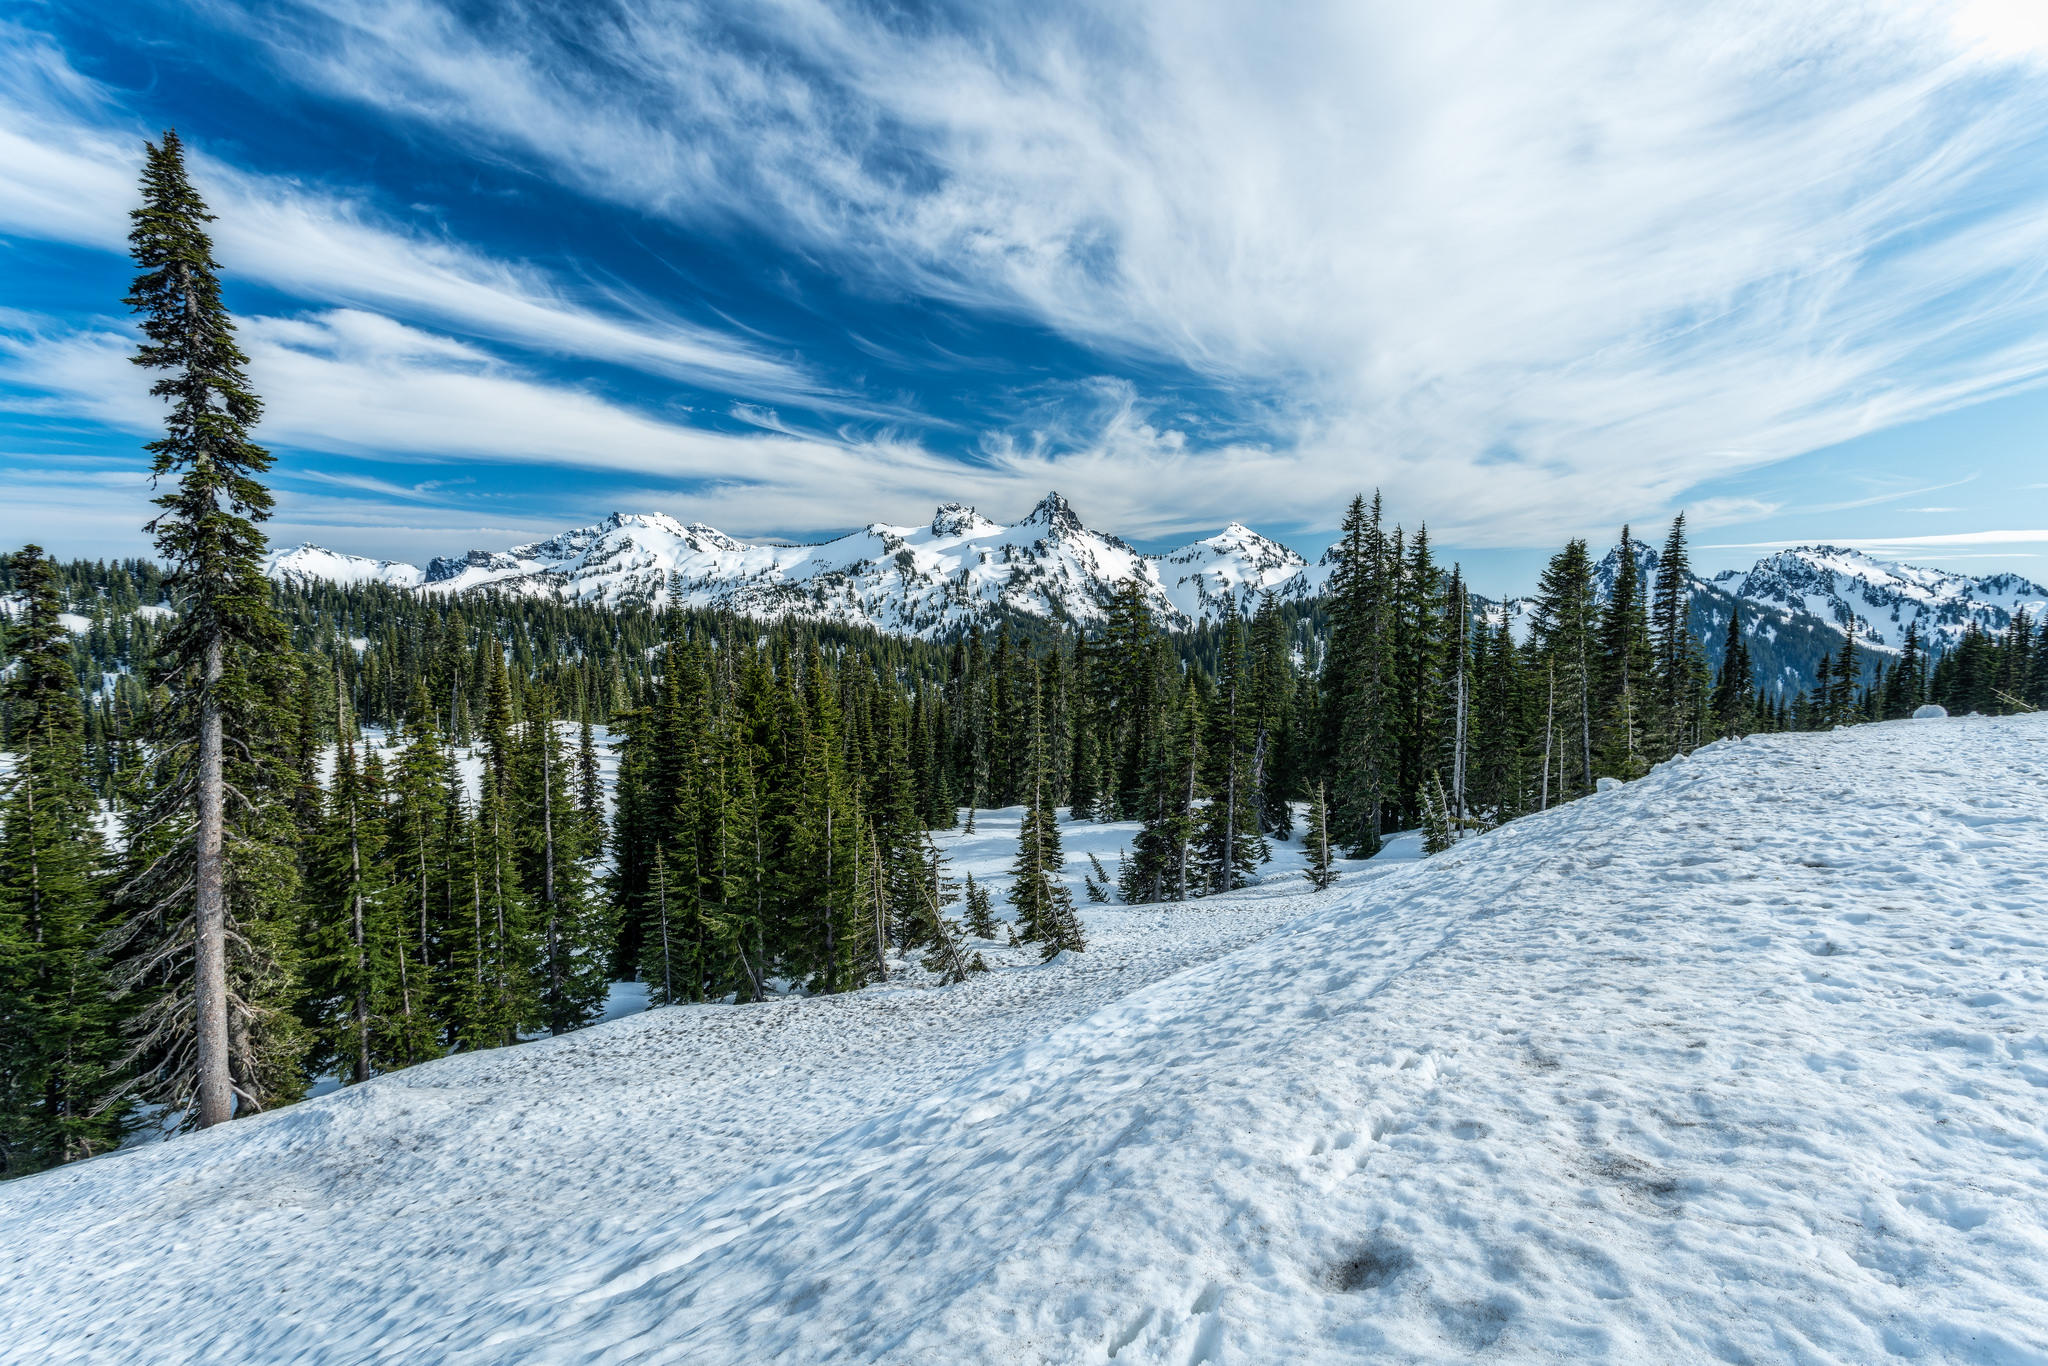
(266, 493, 1317, 637)
(267, 493, 2046, 691)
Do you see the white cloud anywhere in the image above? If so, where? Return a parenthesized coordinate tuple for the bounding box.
(209, 0, 2048, 544)
(0, 308, 1018, 544)
(1708, 529, 2048, 548)
(0, 22, 828, 404)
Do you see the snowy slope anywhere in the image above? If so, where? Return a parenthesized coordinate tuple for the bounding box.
(261, 495, 1311, 637)
(6, 716, 2046, 1363)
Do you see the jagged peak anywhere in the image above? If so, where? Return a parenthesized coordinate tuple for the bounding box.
(931, 502, 997, 538)
(1016, 490, 1083, 534)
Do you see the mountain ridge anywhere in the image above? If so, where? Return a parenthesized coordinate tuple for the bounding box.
(266, 497, 2045, 666)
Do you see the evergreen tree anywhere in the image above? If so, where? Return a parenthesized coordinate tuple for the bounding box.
(520, 688, 610, 1033)
(1650, 514, 1702, 753)
(1302, 781, 1338, 890)
(1886, 621, 1927, 718)
(1531, 540, 1598, 802)
(1594, 529, 1654, 779)
(1007, 774, 1072, 950)
(1321, 494, 1395, 854)
(1710, 608, 1755, 739)
(0, 547, 125, 1174)
(961, 874, 997, 939)
(113, 131, 304, 1127)
(1197, 606, 1262, 894)
(301, 687, 431, 1082)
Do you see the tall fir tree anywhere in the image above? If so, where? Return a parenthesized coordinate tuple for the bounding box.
(112, 131, 304, 1128)
(1594, 529, 1654, 779)
(1321, 494, 1396, 854)
(1531, 539, 1598, 802)
(1650, 514, 1702, 753)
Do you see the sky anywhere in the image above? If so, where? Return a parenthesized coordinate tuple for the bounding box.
(4, 0, 2048, 595)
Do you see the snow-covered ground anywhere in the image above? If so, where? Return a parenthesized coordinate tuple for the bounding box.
(5, 716, 2045, 1363)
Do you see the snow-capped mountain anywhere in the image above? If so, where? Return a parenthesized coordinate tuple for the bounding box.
(267, 507, 2044, 675)
(263, 494, 1309, 637)
(266, 545, 426, 591)
(1482, 539, 2047, 697)
(1712, 545, 2047, 653)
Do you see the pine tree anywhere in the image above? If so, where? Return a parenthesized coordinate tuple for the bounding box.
(1322, 494, 1395, 854)
(384, 686, 449, 1064)
(520, 688, 610, 1033)
(1007, 776, 1072, 949)
(1825, 622, 1861, 727)
(1887, 621, 1927, 718)
(1710, 608, 1755, 739)
(1467, 617, 1525, 824)
(1650, 514, 1702, 753)
(961, 874, 997, 939)
(0, 547, 125, 1174)
(1302, 781, 1338, 890)
(1197, 606, 1262, 894)
(1248, 592, 1298, 838)
(1531, 540, 1598, 801)
(112, 131, 305, 1127)
(1595, 529, 1654, 779)
(1420, 774, 1455, 855)
(301, 686, 432, 1083)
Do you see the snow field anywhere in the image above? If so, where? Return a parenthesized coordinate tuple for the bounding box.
(0, 830, 1413, 1361)
(2, 715, 2043, 1363)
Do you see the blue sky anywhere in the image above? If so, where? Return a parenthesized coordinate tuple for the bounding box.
(4, 0, 2048, 595)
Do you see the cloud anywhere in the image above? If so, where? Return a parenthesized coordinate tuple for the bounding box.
(1707, 529, 2048, 549)
(0, 307, 1015, 543)
(174, 0, 2048, 544)
(0, 21, 831, 405)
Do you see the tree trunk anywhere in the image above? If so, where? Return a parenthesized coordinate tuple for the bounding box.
(1578, 639, 1593, 797)
(1540, 662, 1555, 813)
(823, 803, 835, 994)
(194, 634, 232, 1127)
(349, 787, 368, 1086)
(872, 829, 887, 979)
(1452, 603, 1468, 820)
(541, 721, 560, 1031)
(656, 846, 672, 1005)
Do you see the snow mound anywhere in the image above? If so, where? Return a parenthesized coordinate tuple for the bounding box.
(6, 717, 2047, 1362)
(1915, 703, 1950, 719)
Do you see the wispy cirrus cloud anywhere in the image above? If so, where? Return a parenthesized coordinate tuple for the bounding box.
(0, 21, 831, 404)
(161, 0, 2048, 546)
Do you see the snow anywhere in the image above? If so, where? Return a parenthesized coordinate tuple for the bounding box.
(6, 717, 2047, 1362)
(261, 497, 1326, 637)
(1916, 704, 1951, 720)
(263, 544, 428, 590)
(1715, 545, 2048, 654)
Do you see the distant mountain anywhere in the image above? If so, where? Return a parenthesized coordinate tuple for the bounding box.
(264, 545, 425, 591)
(268, 506, 2046, 691)
(1711, 546, 2046, 654)
(1489, 542, 2047, 699)
(265, 494, 1310, 638)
